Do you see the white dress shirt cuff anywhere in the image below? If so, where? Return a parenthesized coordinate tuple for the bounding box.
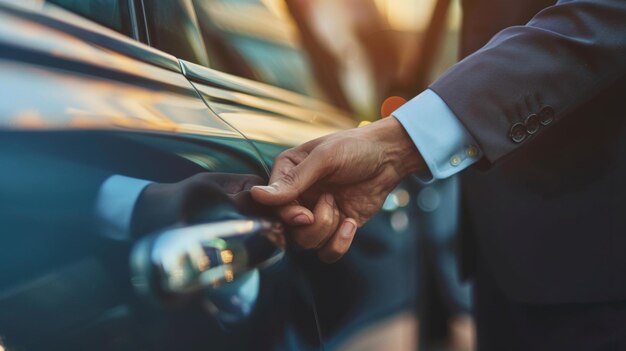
(392, 89, 482, 182)
(96, 175, 152, 239)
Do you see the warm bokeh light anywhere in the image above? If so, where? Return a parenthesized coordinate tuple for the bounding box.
(374, 0, 461, 31)
(261, 0, 460, 32)
(197, 253, 211, 271)
(220, 249, 234, 264)
(374, 0, 436, 31)
(224, 268, 235, 283)
(260, 0, 291, 21)
(381, 96, 408, 117)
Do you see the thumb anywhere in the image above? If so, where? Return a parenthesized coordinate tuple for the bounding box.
(251, 150, 329, 206)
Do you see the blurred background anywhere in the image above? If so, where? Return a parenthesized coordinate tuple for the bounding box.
(169, 0, 462, 121)
(50, 0, 461, 120)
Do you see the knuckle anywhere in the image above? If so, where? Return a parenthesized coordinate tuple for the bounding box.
(276, 150, 292, 162)
(323, 194, 336, 208)
(281, 170, 299, 187)
(318, 212, 335, 229)
(279, 149, 306, 163)
(333, 205, 341, 220)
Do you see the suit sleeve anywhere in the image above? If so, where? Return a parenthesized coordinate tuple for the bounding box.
(429, 0, 626, 164)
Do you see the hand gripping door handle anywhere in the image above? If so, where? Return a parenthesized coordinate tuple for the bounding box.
(130, 218, 285, 304)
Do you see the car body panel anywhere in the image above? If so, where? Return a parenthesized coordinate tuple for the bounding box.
(180, 59, 353, 128)
(0, 2, 209, 132)
(180, 59, 353, 162)
(0, 1, 268, 174)
(0, 2, 328, 350)
(0, 1, 420, 350)
(0, 131, 323, 350)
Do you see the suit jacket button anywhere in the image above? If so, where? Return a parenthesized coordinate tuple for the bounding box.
(509, 123, 527, 143)
(539, 106, 555, 126)
(525, 114, 540, 134)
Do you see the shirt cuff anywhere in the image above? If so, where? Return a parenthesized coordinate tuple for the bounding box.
(392, 89, 482, 182)
(96, 175, 152, 240)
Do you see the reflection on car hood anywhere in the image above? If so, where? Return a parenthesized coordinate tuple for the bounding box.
(0, 0, 355, 147)
(181, 60, 354, 129)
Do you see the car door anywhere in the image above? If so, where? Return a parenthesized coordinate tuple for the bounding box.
(131, 1, 421, 349)
(18, 1, 420, 349)
(0, 1, 323, 350)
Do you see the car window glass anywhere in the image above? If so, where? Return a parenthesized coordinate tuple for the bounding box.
(192, 0, 321, 97)
(142, 0, 211, 67)
(47, 0, 133, 37)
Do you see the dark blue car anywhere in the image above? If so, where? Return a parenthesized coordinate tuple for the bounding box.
(0, 1, 420, 350)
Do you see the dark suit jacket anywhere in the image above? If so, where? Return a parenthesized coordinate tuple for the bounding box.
(429, 0, 626, 303)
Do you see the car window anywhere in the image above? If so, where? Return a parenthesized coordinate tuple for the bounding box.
(47, 0, 133, 37)
(192, 0, 322, 97)
(141, 0, 211, 67)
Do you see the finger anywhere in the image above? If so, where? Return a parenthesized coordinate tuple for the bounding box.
(290, 193, 340, 250)
(251, 146, 331, 206)
(268, 152, 300, 184)
(317, 218, 357, 263)
(274, 188, 324, 226)
(276, 201, 314, 226)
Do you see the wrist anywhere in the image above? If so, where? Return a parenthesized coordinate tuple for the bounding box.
(365, 117, 425, 177)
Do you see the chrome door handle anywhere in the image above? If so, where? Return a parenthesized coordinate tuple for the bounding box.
(130, 218, 284, 303)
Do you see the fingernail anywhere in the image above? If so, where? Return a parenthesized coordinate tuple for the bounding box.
(338, 220, 356, 239)
(253, 183, 278, 193)
(292, 214, 312, 225)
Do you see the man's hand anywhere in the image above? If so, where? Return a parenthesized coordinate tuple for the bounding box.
(251, 117, 424, 262)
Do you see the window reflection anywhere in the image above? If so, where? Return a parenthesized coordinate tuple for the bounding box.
(46, 0, 133, 36)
